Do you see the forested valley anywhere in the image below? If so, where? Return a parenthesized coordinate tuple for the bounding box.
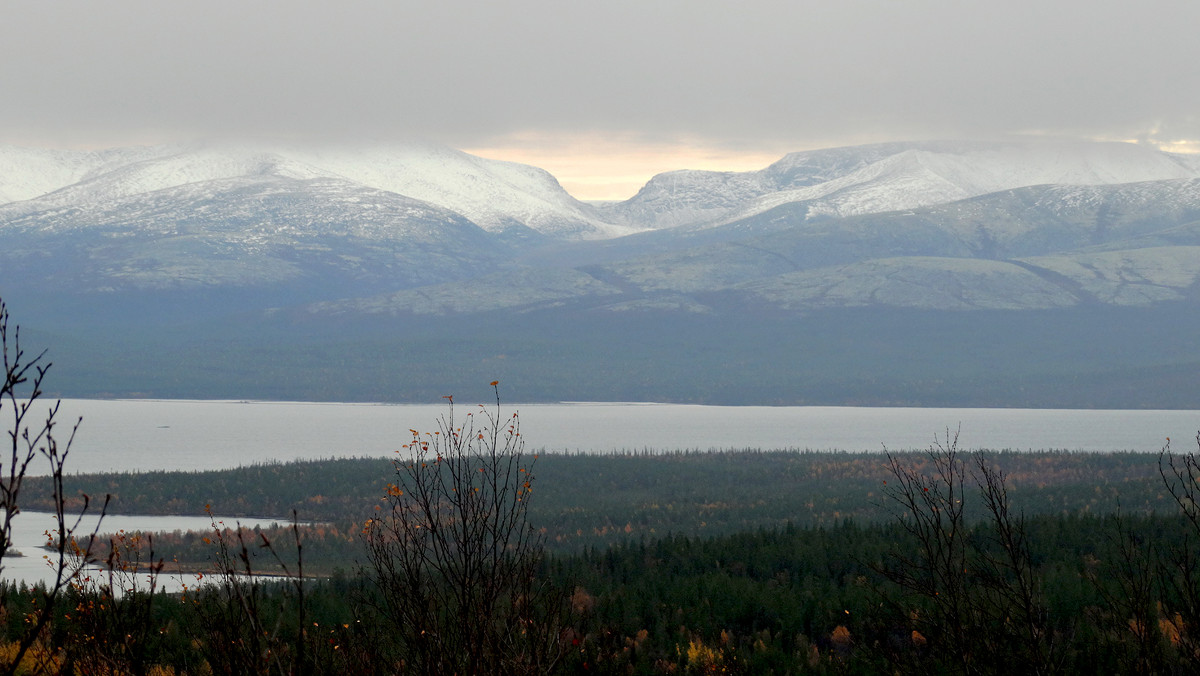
(8, 438, 1200, 674)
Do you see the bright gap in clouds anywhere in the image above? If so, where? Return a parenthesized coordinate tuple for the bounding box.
(463, 133, 794, 202)
(480, 131, 1200, 202)
(1142, 140, 1200, 155)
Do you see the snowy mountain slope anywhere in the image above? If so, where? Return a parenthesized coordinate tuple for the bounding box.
(601, 142, 923, 230)
(2, 145, 331, 212)
(0, 143, 176, 205)
(850, 178, 1200, 258)
(517, 146, 968, 268)
(6, 138, 1200, 406)
(606, 140, 1200, 232)
(0, 141, 630, 241)
(718, 141, 1200, 226)
(291, 144, 632, 239)
(0, 171, 504, 294)
(5, 137, 1200, 316)
(5, 139, 1196, 248)
(1170, 152, 1200, 173)
(598, 169, 772, 230)
(749, 149, 985, 219)
(761, 142, 926, 186)
(579, 178, 1200, 297)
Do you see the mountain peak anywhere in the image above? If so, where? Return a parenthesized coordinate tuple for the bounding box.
(611, 139, 1200, 231)
(0, 140, 630, 240)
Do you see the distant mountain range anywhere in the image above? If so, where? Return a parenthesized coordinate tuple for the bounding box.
(3, 139, 1199, 409)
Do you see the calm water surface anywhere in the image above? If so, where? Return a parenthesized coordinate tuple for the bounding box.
(31, 399, 1200, 475)
(4, 400, 1198, 589)
(2, 511, 289, 592)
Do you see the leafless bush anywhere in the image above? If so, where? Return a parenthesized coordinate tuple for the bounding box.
(189, 509, 308, 676)
(0, 299, 108, 675)
(1089, 508, 1165, 675)
(880, 429, 1057, 675)
(364, 385, 565, 675)
(1156, 432, 1200, 670)
(60, 530, 165, 676)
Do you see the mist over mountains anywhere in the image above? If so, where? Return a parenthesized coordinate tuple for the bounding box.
(3, 139, 1199, 407)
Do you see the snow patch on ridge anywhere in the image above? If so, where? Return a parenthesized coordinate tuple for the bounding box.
(0, 144, 176, 204)
(0, 141, 634, 241)
(290, 144, 635, 239)
(725, 141, 1200, 225)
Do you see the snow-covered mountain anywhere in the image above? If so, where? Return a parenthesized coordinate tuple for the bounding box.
(0, 143, 177, 204)
(286, 144, 633, 239)
(0, 169, 506, 295)
(6, 138, 1197, 244)
(0, 141, 628, 241)
(5, 137, 1200, 406)
(574, 177, 1200, 302)
(604, 140, 1200, 231)
(5, 137, 1200, 309)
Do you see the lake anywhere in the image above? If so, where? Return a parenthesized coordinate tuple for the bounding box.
(24, 399, 1200, 476)
(2, 510, 291, 592)
(4, 399, 1198, 590)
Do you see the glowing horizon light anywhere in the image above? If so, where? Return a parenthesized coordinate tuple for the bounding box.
(1154, 140, 1200, 154)
(1109, 138, 1200, 155)
(463, 132, 793, 202)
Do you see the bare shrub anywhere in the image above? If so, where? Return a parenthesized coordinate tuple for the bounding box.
(880, 429, 1057, 674)
(1156, 432, 1200, 670)
(363, 384, 565, 675)
(0, 299, 107, 674)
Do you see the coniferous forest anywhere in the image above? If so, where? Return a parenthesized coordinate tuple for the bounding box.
(10, 435, 1200, 674)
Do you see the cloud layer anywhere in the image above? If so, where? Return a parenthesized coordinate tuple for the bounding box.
(3, 1, 1198, 154)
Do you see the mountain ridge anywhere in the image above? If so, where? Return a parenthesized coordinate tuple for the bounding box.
(4, 137, 1200, 405)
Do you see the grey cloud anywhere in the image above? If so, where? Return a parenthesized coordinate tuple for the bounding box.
(2, 0, 1198, 149)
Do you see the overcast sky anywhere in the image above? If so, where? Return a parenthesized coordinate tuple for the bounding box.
(3, 1, 1198, 198)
